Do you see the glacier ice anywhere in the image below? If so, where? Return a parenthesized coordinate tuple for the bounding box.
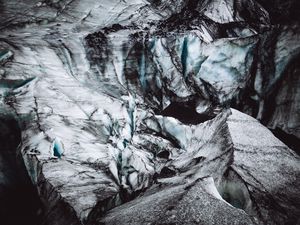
(0, 0, 299, 225)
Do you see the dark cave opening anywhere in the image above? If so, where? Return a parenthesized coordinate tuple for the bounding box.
(0, 115, 43, 225)
(217, 169, 253, 214)
(161, 101, 214, 125)
(221, 188, 245, 210)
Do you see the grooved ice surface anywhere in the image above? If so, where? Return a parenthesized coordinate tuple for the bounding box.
(0, 0, 299, 225)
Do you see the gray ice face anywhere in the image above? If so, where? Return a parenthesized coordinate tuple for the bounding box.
(0, 0, 299, 225)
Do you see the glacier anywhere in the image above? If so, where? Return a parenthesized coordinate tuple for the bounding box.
(0, 0, 299, 225)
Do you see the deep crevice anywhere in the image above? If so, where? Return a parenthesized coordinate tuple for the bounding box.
(0, 113, 43, 225)
(161, 101, 214, 125)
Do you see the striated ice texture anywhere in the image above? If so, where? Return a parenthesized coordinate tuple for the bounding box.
(0, 0, 299, 225)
